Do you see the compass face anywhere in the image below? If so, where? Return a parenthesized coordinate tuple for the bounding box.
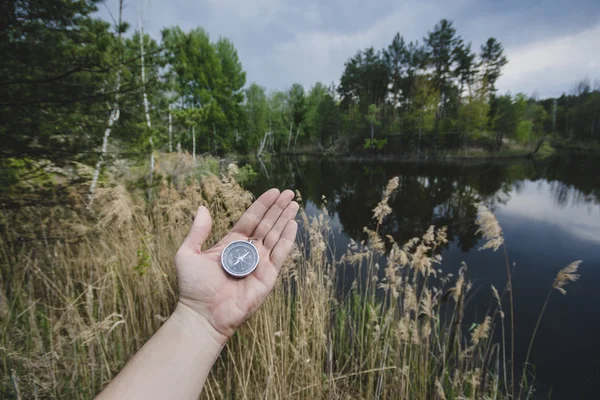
(221, 240, 260, 277)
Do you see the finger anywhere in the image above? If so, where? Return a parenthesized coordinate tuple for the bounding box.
(232, 188, 280, 236)
(270, 220, 298, 269)
(252, 189, 295, 240)
(263, 201, 299, 251)
(183, 206, 212, 251)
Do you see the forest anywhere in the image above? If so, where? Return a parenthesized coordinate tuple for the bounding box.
(2, 2, 598, 398)
(2, 0, 600, 184)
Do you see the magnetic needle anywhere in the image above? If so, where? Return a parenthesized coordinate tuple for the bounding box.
(221, 239, 260, 277)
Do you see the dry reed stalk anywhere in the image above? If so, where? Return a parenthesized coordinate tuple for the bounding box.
(475, 202, 514, 397)
(1, 155, 555, 399)
(518, 260, 582, 398)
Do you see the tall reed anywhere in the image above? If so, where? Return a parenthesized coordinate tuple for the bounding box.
(0, 153, 581, 399)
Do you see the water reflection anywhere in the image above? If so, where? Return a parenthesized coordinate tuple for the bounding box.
(245, 153, 600, 399)
(246, 154, 599, 253)
(501, 180, 600, 244)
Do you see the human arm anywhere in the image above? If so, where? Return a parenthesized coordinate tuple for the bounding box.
(96, 189, 299, 399)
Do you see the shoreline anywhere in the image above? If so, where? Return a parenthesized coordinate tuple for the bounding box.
(247, 148, 545, 165)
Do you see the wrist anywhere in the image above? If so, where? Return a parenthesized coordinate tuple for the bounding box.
(171, 302, 229, 347)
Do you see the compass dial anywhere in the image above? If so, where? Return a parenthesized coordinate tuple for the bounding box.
(221, 240, 260, 277)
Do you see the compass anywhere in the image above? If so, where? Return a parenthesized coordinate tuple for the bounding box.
(221, 239, 260, 278)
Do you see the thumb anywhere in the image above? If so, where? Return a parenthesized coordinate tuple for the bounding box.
(183, 206, 212, 250)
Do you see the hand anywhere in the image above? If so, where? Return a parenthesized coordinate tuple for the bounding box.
(174, 189, 299, 345)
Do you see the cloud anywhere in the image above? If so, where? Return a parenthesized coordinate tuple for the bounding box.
(95, 0, 600, 97)
(497, 23, 600, 97)
(252, 0, 463, 90)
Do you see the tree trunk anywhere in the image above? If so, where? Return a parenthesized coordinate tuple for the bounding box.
(88, 0, 124, 208)
(138, 3, 154, 193)
(530, 136, 546, 156)
(213, 123, 216, 152)
(287, 121, 293, 150)
(168, 106, 173, 152)
(418, 109, 423, 156)
(89, 106, 120, 207)
(257, 131, 271, 157)
(293, 123, 301, 147)
(192, 126, 196, 161)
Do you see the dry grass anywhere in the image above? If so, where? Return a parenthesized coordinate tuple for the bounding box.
(0, 153, 581, 399)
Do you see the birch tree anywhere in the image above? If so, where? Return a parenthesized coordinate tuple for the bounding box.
(137, 1, 154, 187)
(88, 0, 124, 207)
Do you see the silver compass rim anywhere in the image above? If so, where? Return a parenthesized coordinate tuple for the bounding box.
(220, 239, 260, 278)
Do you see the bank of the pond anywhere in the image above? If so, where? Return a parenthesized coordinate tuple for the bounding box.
(269, 140, 560, 162)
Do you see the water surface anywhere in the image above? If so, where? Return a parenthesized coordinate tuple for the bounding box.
(245, 154, 600, 399)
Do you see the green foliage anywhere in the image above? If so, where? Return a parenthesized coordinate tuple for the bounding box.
(458, 83, 490, 145)
(363, 138, 387, 150)
(409, 76, 439, 135)
(244, 83, 270, 153)
(135, 247, 151, 276)
(162, 27, 245, 153)
(536, 141, 556, 158)
(425, 19, 458, 97)
(338, 47, 389, 114)
(516, 120, 534, 143)
(366, 104, 381, 127)
(233, 164, 258, 187)
(2, 2, 598, 190)
(480, 38, 508, 94)
(304, 83, 337, 147)
(1, 0, 116, 164)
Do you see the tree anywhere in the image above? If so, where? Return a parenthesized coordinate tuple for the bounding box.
(214, 37, 247, 149)
(1, 0, 118, 164)
(162, 27, 240, 153)
(398, 41, 427, 113)
(305, 82, 330, 144)
(410, 76, 439, 155)
(244, 83, 269, 153)
(118, 31, 163, 151)
(287, 83, 306, 149)
(480, 38, 508, 94)
(89, 0, 126, 205)
(493, 94, 518, 146)
(365, 104, 381, 149)
(453, 39, 478, 96)
(457, 81, 490, 149)
(384, 33, 408, 108)
(424, 19, 459, 102)
(315, 93, 338, 149)
(267, 90, 291, 151)
(338, 47, 389, 113)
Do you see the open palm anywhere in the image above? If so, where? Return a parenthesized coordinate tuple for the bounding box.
(175, 189, 298, 344)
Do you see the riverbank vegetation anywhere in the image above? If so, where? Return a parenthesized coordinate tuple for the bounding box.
(0, 154, 582, 398)
(0, 2, 590, 397)
(2, 0, 600, 189)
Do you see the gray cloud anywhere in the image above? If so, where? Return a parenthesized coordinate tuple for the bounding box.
(97, 0, 600, 97)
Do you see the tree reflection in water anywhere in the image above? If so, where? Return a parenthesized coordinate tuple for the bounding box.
(246, 154, 599, 254)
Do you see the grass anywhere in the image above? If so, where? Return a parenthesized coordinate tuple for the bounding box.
(0, 153, 581, 399)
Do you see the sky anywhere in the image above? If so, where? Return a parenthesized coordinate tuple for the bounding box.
(96, 0, 600, 98)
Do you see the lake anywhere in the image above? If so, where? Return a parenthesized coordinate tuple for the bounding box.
(245, 154, 600, 399)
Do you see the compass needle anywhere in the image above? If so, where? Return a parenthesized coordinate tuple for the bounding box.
(220, 239, 260, 278)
